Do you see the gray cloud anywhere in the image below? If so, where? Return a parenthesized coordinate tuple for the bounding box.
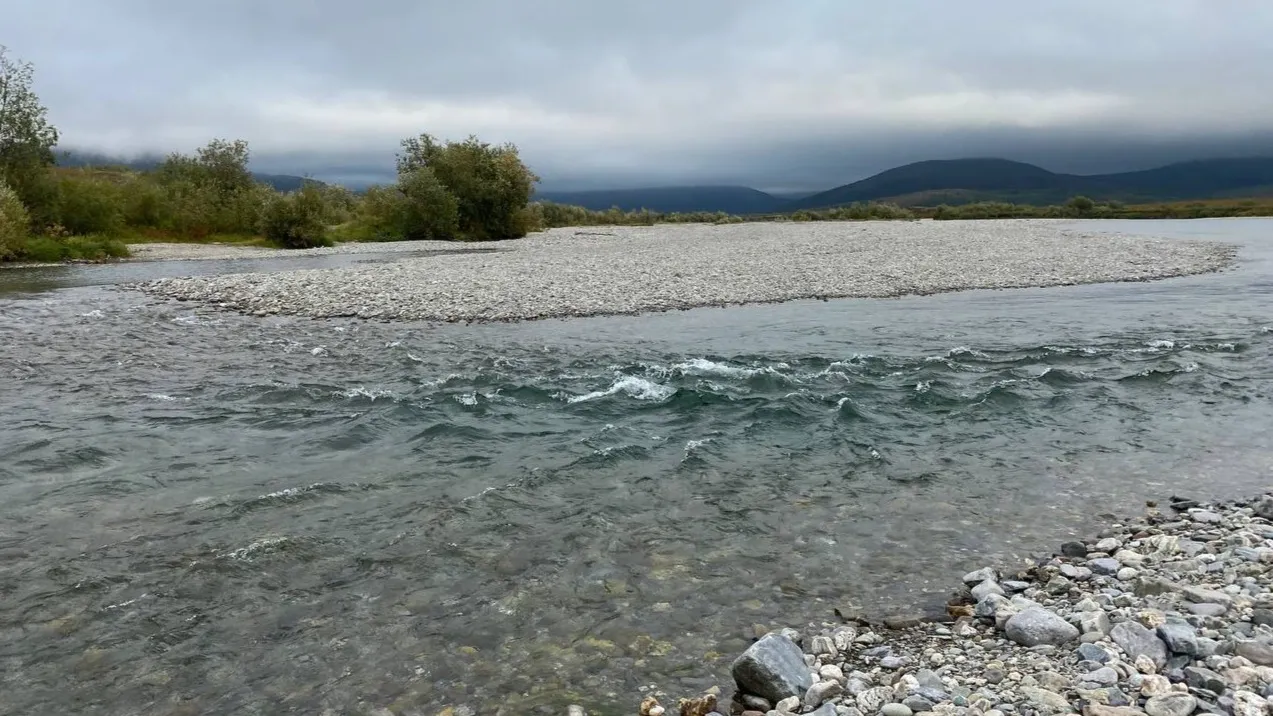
(4, 0, 1272, 190)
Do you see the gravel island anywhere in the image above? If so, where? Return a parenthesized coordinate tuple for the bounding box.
(128, 220, 1235, 322)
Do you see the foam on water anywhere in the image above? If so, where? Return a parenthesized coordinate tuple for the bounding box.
(567, 374, 676, 403)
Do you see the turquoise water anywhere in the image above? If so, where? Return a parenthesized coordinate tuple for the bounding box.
(0, 219, 1270, 715)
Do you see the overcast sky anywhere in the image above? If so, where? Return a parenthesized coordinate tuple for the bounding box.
(5, 0, 1273, 190)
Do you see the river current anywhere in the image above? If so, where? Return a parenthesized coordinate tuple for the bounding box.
(1, 219, 1271, 715)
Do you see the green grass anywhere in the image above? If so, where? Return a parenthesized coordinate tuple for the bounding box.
(18, 234, 129, 263)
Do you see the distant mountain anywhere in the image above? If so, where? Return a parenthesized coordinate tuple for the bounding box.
(55, 149, 319, 192)
(533, 185, 787, 214)
(791, 157, 1273, 209)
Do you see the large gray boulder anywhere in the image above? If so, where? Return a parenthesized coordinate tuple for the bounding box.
(1005, 607, 1080, 647)
(1111, 621, 1169, 668)
(732, 633, 814, 703)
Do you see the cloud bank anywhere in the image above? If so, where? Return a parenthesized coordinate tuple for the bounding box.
(5, 0, 1272, 189)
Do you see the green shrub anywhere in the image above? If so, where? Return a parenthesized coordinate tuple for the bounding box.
(353, 185, 411, 240)
(57, 175, 125, 235)
(396, 134, 539, 240)
(19, 235, 65, 262)
(260, 184, 332, 248)
(0, 180, 30, 260)
(120, 176, 175, 228)
(397, 167, 460, 239)
(62, 234, 129, 259)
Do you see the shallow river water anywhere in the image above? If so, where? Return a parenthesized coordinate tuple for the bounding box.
(1, 219, 1271, 715)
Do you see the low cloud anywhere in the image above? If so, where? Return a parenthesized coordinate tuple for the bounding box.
(6, 0, 1272, 189)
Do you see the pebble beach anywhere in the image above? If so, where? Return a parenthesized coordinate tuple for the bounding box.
(636, 494, 1273, 716)
(128, 220, 1235, 323)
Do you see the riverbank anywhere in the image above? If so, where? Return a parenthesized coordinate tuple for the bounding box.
(127, 220, 1236, 322)
(646, 493, 1273, 716)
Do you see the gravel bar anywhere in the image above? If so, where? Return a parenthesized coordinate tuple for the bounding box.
(128, 220, 1236, 322)
(636, 493, 1273, 716)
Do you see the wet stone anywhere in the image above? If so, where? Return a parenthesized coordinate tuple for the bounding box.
(732, 633, 814, 703)
(1062, 542, 1089, 558)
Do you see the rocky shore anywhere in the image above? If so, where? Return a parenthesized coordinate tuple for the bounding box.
(128, 221, 1235, 322)
(628, 493, 1273, 716)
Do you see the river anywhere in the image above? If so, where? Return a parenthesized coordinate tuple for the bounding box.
(0, 219, 1270, 715)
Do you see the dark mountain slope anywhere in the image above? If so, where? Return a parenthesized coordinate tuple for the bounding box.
(792, 157, 1273, 209)
(791, 159, 1065, 209)
(1082, 158, 1273, 200)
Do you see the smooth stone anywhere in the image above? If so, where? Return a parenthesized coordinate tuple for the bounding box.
(1141, 675, 1172, 696)
(1089, 558, 1123, 576)
(1086, 667, 1121, 686)
(1081, 611, 1113, 636)
(1189, 510, 1222, 524)
(820, 664, 846, 684)
(806, 681, 845, 710)
(1095, 538, 1124, 553)
(1062, 542, 1089, 558)
(976, 594, 1013, 618)
(904, 697, 936, 713)
(1020, 686, 1074, 714)
(1005, 608, 1081, 647)
(1003, 580, 1032, 592)
(883, 615, 923, 631)
(1111, 621, 1169, 669)
(1182, 666, 1227, 694)
(1078, 644, 1114, 663)
(1144, 694, 1197, 716)
(882, 705, 914, 716)
(1039, 672, 1070, 692)
(807, 706, 838, 716)
(973, 579, 1007, 601)
(1252, 610, 1273, 627)
(964, 568, 998, 584)
(740, 695, 773, 711)
(1234, 639, 1273, 666)
(1158, 623, 1204, 656)
(1187, 603, 1228, 618)
(1083, 707, 1145, 716)
(732, 633, 815, 703)
(1181, 586, 1232, 606)
(1231, 691, 1268, 716)
(880, 656, 908, 669)
(1117, 568, 1140, 582)
(776, 696, 801, 713)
